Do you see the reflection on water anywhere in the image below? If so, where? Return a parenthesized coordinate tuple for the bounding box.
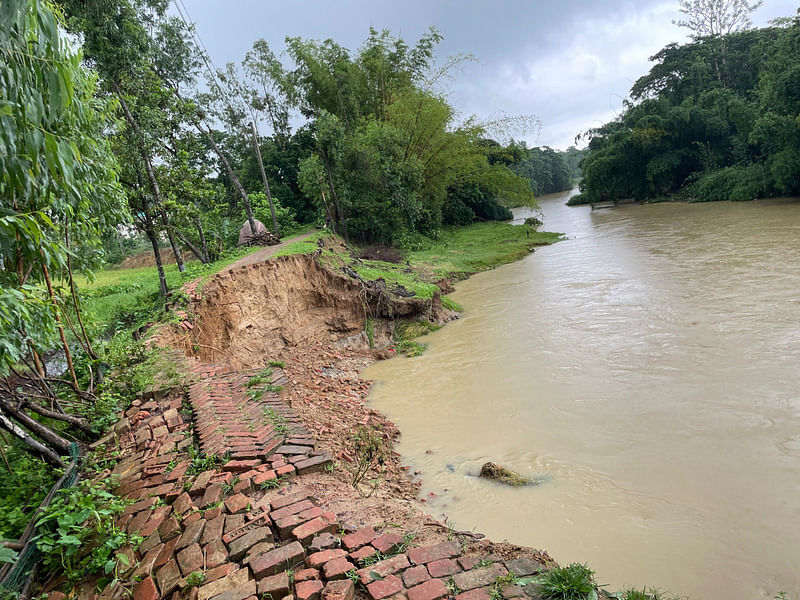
(363, 191, 800, 600)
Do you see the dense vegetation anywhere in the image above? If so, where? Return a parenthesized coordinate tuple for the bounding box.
(574, 10, 800, 205)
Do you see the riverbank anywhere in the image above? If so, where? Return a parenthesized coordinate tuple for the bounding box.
(365, 191, 800, 600)
(22, 221, 599, 600)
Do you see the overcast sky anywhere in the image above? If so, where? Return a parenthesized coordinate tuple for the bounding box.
(180, 0, 799, 149)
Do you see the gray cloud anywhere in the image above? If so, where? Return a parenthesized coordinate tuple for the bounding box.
(181, 0, 799, 149)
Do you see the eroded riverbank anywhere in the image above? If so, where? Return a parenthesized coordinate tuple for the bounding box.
(364, 190, 800, 600)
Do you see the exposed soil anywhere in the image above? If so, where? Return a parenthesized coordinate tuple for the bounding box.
(156, 247, 554, 569)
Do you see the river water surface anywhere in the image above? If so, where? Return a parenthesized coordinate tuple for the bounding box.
(363, 190, 800, 600)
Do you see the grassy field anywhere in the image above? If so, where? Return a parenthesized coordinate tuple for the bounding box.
(407, 222, 562, 278)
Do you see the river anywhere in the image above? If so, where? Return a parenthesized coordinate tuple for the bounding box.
(363, 189, 800, 600)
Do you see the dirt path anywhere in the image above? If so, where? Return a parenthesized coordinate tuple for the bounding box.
(222, 229, 317, 272)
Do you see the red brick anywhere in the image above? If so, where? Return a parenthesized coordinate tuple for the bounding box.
(200, 483, 224, 508)
(127, 511, 150, 534)
(223, 459, 262, 472)
(205, 563, 239, 585)
(176, 543, 204, 574)
(256, 572, 290, 600)
(427, 558, 459, 578)
(158, 516, 181, 541)
(173, 493, 195, 516)
(252, 471, 277, 487)
(233, 478, 252, 494)
(139, 505, 172, 538)
(294, 568, 320, 583)
(295, 580, 324, 600)
(455, 588, 491, 600)
(366, 575, 402, 600)
(124, 497, 158, 516)
(205, 505, 223, 520)
(177, 518, 205, 550)
(156, 559, 182, 597)
(224, 493, 251, 514)
(275, 507, 323, 538)
(136, 544, 164, 578)
(276, 464, 295, 477)
(269, 492, 311, 510)
(356, 554, 410, 585)
(306, 548, 347, 568)
(402, 565, 430, 588)
(349, 545, 377, 564)
(204, 540, 228, 569)
(270, 499, 315, 521)
(292, 516, 337, 546)
(341, 527, 376, 551)
(133, 576, 158, 600)
(322, 580, 355, 600)
(155, 536, 180, 569)
(371, 533, 403, 555)
(322, 556, 355, 580)
(184, 512, 202, 526)
(408, 541, 461, 566)
(249, 541, 305, 579)
(201, 515, 225, 546)
(407, 579, 447, 600)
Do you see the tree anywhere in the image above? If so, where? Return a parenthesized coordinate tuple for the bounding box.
(0, 0, 125, 465)
(575, 13, 800, 206)
(674, 0, 764, 36)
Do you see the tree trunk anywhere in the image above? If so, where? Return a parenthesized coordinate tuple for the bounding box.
(117, 230, 126, 258)
(175, 230, 208, 264)
(144, 213, 168, 297)
(250, 121, 280, 236)
(113, 81, 184, 272)
(195, 122, 259, 238)
(321, 150, 348, 244)
(196, 218, 210, 262)
(160, 210, 185, 272)
(0, 398, 72, 454)
(22, 401, 92, 435)
(39, 256, 80, 393)
(0, 408, 67, 468)
(65, 223, 97, 360)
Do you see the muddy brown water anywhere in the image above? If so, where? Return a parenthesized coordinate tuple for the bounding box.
(363, 190, 800, 600)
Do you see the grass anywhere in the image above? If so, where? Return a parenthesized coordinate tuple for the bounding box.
(534, 563, 596, 600)
(406, 222, 562, 280)
(273, 230, 330, 257)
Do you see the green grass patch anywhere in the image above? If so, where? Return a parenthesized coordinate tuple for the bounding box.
(352, 260, 440, 298)
(273, 230, 331, 257)
(75, 246, 263, 335)
(393, 320, 441, 357)
(407, 222, 562, 279)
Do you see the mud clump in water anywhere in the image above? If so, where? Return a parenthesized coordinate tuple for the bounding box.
(480, 462, 532, 487)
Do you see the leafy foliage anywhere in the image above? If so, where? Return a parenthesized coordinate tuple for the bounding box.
(577, 14, 800, 204)
(35, 478, 137, 583)
(0, 0, 125, 375)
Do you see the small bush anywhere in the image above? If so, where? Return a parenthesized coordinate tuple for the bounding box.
(36, 478, 136, 583)
(537, 563, 596, 600)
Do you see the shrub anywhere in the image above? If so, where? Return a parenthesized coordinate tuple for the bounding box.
(537, 563, 596, 600)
